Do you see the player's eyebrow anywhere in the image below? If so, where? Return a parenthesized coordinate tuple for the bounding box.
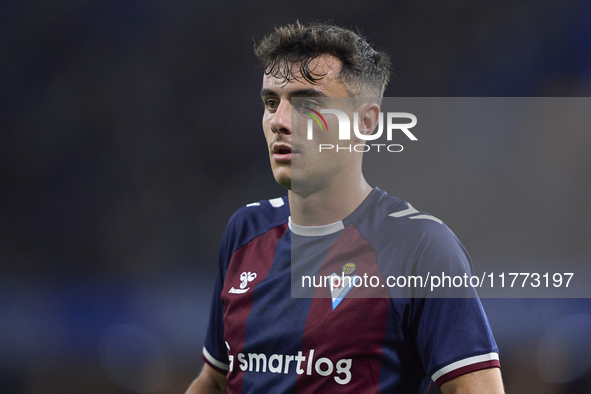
(260, 88, 327, 98)
(260, 88, 278, 98)
(289, 88, 327, 97)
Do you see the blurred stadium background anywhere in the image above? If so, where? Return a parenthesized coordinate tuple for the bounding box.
(1, 1, 591, 393)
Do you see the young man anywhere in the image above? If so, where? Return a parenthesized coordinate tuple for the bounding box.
(186, 22, 504, 393)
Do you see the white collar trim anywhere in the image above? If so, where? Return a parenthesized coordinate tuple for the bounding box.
(288, 216, 345, 237)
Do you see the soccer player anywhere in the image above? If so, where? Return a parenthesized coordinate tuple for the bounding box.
(186, 22, 504, 393)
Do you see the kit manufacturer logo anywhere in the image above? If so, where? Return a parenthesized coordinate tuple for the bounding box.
(229, 271, 257, 294)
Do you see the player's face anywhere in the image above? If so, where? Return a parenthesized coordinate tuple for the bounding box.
(261, 55, 350, 192)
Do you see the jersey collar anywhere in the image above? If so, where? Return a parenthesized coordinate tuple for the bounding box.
(288, 187, 383, 237)
(288, 217, 345, 237)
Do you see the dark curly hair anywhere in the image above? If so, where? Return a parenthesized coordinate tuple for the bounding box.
(254, 21, 391, 98)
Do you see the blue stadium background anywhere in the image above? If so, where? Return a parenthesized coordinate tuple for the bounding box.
(1, 1, 591, 392)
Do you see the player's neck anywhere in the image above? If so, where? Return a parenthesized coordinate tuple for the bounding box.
(288, 176, 372, 227)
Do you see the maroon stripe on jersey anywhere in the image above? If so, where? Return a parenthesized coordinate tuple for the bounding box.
(221, 223, 288, 394)
(434, 360, 501, 387)
(295, 225, 390, 392)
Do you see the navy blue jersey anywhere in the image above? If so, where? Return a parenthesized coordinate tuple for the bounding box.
(203, 187, 499, 393)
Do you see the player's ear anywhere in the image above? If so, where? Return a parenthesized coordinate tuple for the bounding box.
(356, 102, 381, 137)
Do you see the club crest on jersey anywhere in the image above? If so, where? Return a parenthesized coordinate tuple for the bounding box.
(229, 271, 257, 294)
(329, 262, 360, 311)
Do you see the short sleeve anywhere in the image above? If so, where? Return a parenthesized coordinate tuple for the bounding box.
(414, 297, 499, 387)
(202, 260, 229, 374)
(410, 222, 500, 387)
(202, 221, 235, 374)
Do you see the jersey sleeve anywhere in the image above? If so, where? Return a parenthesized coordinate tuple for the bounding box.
(202, 260, 229, 374)
(415, 297, 500, 387)
(410, 220, 500, 387)
(201, 215, 236, 374)
(201, 197, 290, 375)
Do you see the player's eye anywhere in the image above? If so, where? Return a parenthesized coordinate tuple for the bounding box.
(301, 99, 320, 110)
(295, 99, 321, 116)
(264, 99, 279, 111)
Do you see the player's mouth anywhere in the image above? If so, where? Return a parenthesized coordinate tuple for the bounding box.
(272, 143, 294, 162)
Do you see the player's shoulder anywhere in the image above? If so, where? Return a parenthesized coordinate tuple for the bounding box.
(224, 195, 290, 243)
(366, 189, 472, 273)
(363, 188, 459, 249)
(369, 189, 445, 230)
(231, 195, 289, 222)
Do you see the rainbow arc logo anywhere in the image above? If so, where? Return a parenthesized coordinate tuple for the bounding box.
(302, 107, 329, 131)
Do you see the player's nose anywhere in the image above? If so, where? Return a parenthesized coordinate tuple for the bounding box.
(270, 100, 291, 135)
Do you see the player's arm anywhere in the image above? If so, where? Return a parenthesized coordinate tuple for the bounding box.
(440, 367, 504, 394)
(184, 363, 227, 394)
